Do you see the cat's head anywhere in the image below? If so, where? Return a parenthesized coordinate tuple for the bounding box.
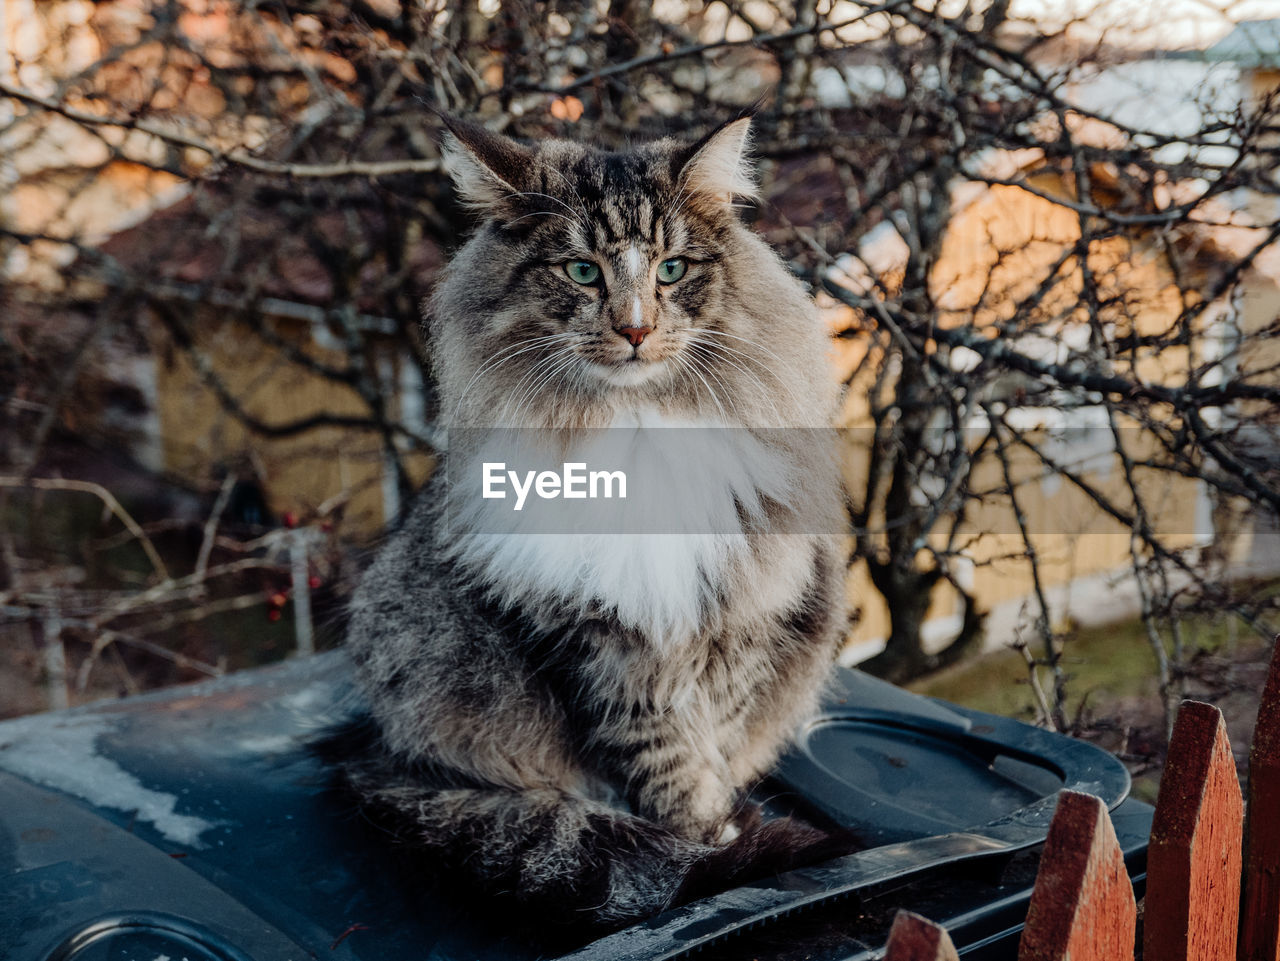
(429, 116, 831, 428)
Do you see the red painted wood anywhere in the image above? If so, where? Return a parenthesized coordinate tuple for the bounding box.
(1145, 699, 1245, 961)
(1241, 637, 1280, 961)
(1017, 790, 1136, 961)
(882, 910, 960, 961)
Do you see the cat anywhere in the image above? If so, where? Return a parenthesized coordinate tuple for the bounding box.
(319, 114, 851, 934)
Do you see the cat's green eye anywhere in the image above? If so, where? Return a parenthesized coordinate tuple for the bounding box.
(657, 257, 687, 284)
(564, 260, 601, 285)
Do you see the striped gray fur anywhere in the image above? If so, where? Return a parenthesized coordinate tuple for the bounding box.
(331, 115, 851, 931)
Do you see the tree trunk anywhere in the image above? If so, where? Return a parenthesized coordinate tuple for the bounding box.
(860, 559, 986, 684)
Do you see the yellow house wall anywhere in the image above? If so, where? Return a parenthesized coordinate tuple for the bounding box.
(1239, 271, 1280, 394)
(842, 422, 1210, 649)
(150, 307, 431, 535)
(841, 179, 1228, 651)
(1249, 68, 1280, 105)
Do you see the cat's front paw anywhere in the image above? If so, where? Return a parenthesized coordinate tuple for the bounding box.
(708, 800, 765, 844)
(714, 821, 742, 844)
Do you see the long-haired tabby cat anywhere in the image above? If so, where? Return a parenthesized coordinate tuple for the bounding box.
(320, 114, 851, 934)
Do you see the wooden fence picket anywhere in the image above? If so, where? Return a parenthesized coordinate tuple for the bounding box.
(881, 910, 960, 961)
(1241, 638, 1280, 961)
(1016, 789, 1135, 961)
(1145, 699, 1245, 961)
(875, 645, 1280, 961)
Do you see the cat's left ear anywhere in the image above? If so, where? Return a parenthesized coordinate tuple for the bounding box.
(674, 116, 759, 205)
(438, 115, 534, 208)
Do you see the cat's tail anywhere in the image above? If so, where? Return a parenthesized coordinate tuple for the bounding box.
(312, 717, 852, 932)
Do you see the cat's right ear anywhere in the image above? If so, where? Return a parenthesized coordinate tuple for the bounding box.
(673, 116, 759, 206)
(438, 116, 533, 208)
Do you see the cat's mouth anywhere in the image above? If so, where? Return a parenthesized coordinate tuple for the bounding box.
(582, 355, 668, 387)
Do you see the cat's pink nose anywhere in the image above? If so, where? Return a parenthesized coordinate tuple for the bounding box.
(614, 327, 650, 350)
(615, 325, 652, 347)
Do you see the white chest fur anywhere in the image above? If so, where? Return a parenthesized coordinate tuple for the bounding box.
(443, 412, 804, 646)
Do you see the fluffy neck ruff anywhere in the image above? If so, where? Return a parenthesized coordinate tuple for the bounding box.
(441, 411, 802, 647)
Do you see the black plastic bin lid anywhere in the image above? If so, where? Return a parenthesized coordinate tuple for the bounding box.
(0, 652, 1146, 961)
(564, 669, 1138, 961)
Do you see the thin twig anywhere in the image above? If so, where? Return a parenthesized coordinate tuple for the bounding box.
(0, 477, 170, 581)
(195, 475, 237, 584)
(0, 80, 441, 179)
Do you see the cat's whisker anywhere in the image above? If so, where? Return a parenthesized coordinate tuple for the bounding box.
(666, 186, 697, 231)
(679, 329, 809, 416)
(500, 345, 584, 425)
(508, 190, 590, 233)
(509, 359, 579, 426)
(458, 336, 587, 426)
(674, 348, 730, 423)
(541, 353, 593, 428)
(510, 189, 587, 221)
(505, 210, 585, 231)
(683, 340, 786, 425)
(689, 351, 740, 423)
(536, 170, 592, 230)
(681, 335, 777, 395)
(678, 326, 794, 372)
(451, 333, 587, 424)
(497, 350, 568, 425)
(545, 357, 585, 425)
(688, 362, 731, 424)
(453, 339, 554, 424)
(679, 334, 774, 396)
(685, 346, 782, 425)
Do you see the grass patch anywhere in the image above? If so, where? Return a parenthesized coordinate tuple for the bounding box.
(908, 610, 1265, 723)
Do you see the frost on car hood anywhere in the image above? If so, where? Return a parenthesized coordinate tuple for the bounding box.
(0, 712, 222, 847)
